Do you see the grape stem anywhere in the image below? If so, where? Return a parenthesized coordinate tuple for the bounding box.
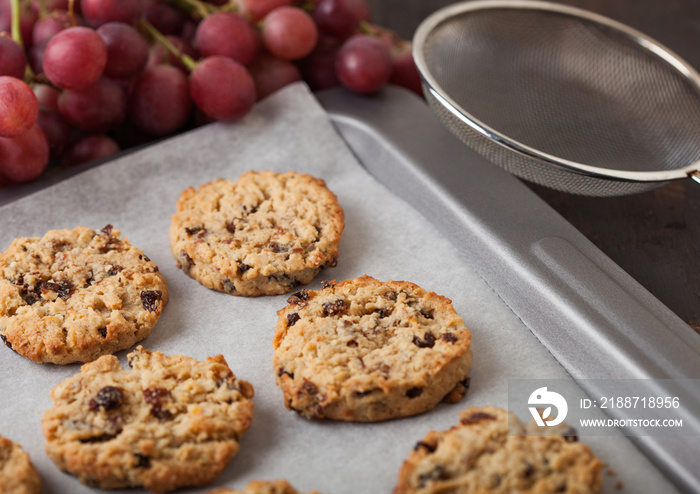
(218, 1, 239, 14)
(359, 21, 402, 45)
(359, 22, 375, 35)
(10, 0, 23, 49)
(33, 73, 58, 88)
(295, 0, 316, 14)
(68, 0, 78, 26)
(158, 0, 217, 20)
(141, 19, 197, 71)
(10, 0, 37, 83)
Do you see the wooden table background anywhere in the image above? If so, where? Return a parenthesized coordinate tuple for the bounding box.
(368, 0, 700, 330)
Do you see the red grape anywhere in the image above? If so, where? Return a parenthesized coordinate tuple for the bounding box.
(129, 65, 192, 135)
(110, 76, 135, 96)
(297, 34, 341, 91)
(0, 36, 27, 79)
(194, 107, 215, 127)
(36, 106, 70, 158)
(312, 0, 370, 40)
(0, 0, 10, 31)
(43, 26, 107, 89)
(97, 22, 149, 79)
(80, 0, 143, 28)
(0, 122, 48, 184)
(261, 7, 317, 60)
(58, 77, 127, 133)
(143, 0, 186, 36)
(366, 26, 423, 97)
(194, 12, 259, 66)
(180, 19, 197, 45)
(238, 0, 292, 22)
(33, 83, 60, 110)
(63, 134, 120, 167)
(335, 34, 391, 94)
(388, 40, 422, 96)
(190, 56, 256, 121)
(32, 10, 77, 45)
(147, 35, 199, 73)
(249, 52, 301, 100)
(0, 76, 38, 137)
(27, 38, 47, 75)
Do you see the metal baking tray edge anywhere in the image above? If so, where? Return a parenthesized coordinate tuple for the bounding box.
(317, 86, 700, 494)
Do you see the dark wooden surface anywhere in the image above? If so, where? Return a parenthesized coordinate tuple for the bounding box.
(369, 0, 700, 329)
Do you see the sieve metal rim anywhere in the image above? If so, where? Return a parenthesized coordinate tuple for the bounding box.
(412, 0, 700, 184)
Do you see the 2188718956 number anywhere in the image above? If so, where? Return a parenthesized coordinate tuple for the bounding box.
(598, 396, 681, 409)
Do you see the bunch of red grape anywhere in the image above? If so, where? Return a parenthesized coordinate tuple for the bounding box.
(0, 0, 422, 185)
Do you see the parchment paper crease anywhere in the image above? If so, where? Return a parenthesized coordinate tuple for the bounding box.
(0, 83, 677, 493)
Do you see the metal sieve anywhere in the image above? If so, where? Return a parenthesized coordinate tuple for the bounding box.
(412, 0, 700, 196)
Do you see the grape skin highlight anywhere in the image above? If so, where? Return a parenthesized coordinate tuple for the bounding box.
(0, 76, 39, 138)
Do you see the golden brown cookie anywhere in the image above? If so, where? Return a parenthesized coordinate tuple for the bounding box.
(0, 435, 41, 494)
(273, 276, 473, 421)
(169, 171, 344, 297)
(207, 479, 320, 494)
(0, 225, 168, 364)
(394, 406, 603, 493)
(42, 346, 254, 493)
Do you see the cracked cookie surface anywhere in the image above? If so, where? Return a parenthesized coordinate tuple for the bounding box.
(0, 225, 168, 364)
(207, 479, 320, 494)
(273, 275, 473, 422)
(42, 346, 255, 493)
(0, 435, 41, 494)
(394, 406, 603, 494)
(169, 171, 344, 297)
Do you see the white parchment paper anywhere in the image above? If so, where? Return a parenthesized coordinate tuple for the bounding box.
(0, 83, 678, 493)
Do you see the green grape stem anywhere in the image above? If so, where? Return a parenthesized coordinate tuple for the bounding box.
(10, 0, 37, 83)
(158, 0, 219, 20)
(359, 21, 403, 47)
(217, 1, 239, 14)
(141, 19, 198, 72)
(359, 21, 382, 37)
(296, 0, 315, 14)
(10, 0, 23, 49)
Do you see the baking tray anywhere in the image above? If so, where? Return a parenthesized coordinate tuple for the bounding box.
(316, 87, 700, 493)
(0, 84, 695, 493)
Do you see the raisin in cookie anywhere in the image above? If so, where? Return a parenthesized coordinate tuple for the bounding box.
(42, 346, 255, 493)
(0, 225, 168, 364)
(273, 275, 473, 422)
(394, 406, 603, 493)
(0, 435, 41, 494)
(207, 479, 320, 494)
(170, 171, 344, 297)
